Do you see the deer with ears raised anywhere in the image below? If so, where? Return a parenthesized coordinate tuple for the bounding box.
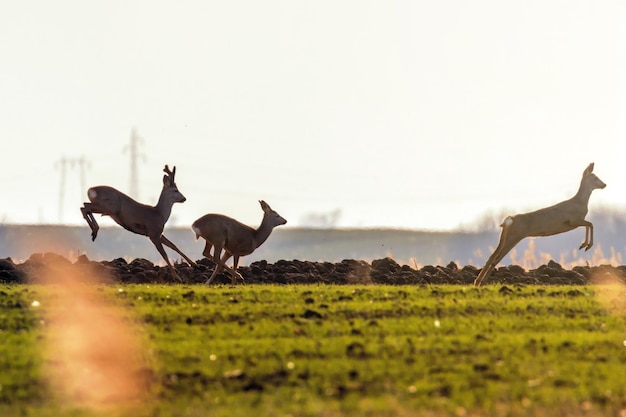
(473, 163, 606, 286)
(80, 165, 196, 281)
(192, 200, 287, 284)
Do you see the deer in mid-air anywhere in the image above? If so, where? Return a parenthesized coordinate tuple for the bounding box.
(80, 165, 196, 281)
(473, 163, 606, 286)
(192, 200, 287, 284)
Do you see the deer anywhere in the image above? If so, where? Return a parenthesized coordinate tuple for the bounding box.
(473, 163, 606, 286)
(80, 165, 196, 281)
(192, 200, 287, 284)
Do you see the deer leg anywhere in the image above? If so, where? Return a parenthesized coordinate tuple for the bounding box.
(474, 231, 523, 286)
(161, 235, 197, 266)
(205, 250, 241, 285)
(586, 222, 594, 251)
(579, 221, 594, 251)
(201, 241, 213, 258)
(215, 252, 242, 280)
(80, 205, 100, 241)
(205, 267, 220, 285)
(205, 247, 224, 284)
(226, 253, 244, 285)
(149, 235, 182, 282)
(578, 226, 589, 250)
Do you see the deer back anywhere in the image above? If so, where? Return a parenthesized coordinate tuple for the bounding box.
(193, 214, 257, 253)
(87, 186, 139, 215)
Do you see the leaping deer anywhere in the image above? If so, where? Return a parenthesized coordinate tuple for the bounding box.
(473, 163, 606, 286)
(192, 200, 287, 284)
(80, 165, 196, 281)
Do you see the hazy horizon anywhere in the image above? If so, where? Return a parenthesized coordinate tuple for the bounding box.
(1, 204, 623, 235)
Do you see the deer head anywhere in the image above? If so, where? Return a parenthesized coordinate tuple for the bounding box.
(162, 165, 186, 203)
(259, 200, 287, 226)
(582, 163, 606, 191)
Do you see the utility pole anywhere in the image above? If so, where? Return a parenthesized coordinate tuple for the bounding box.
(56, 157, 68, 223)
(125, 127, 145, 200)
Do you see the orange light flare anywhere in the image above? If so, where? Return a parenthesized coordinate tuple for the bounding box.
(35, 256, 154, 411)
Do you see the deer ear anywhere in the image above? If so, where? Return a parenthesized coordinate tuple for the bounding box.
(259, 200, 270, 211)
(584, 163, 594, 176)
(163, 175, 170, 185)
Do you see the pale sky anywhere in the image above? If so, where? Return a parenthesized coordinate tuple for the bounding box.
(1, 1, 624, 230)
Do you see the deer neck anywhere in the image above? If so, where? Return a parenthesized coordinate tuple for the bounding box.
(253, 215, 275, 249)
(155, 188, 174, 222)
(572, 177, 595, 208)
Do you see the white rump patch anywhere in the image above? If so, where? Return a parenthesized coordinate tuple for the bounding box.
(192, 225, 201, 239)
(87, 188, 98, 200)
(502, 216, 514, 227)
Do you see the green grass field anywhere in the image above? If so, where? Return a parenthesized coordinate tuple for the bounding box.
(1, 283, 626, 417)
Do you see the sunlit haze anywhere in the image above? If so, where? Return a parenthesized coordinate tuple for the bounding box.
(1, 1, 624, 230)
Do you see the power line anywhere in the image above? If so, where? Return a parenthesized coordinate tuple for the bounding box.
(55, 156, 90, 223)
